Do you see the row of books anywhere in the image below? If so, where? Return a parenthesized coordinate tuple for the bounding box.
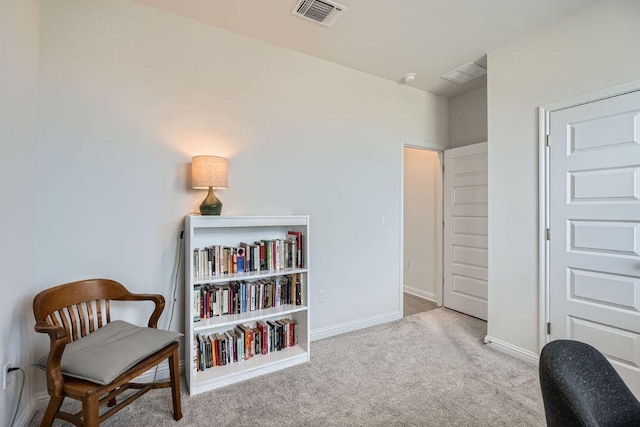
(193, 318, 298, 371)
(193, 231, 304, 278)
(193, 274, 303, 321)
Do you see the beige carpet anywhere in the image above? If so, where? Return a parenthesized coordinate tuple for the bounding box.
(30, 308, 545, 426)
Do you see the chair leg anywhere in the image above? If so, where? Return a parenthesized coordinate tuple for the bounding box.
(169, 347, 182, 421)
(82, 395, 100, 427)
(40, 395, 64, 427)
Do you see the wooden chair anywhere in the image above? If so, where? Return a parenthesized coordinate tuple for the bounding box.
(33, 279, 182, 426)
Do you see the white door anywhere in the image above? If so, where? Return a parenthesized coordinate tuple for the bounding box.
(549, 89, 640, 396)
(443, 142, 488, 320)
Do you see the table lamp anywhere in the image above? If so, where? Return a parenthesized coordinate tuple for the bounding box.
(191, 155, 228, 215)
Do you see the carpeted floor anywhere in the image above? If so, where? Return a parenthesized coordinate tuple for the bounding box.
(30, 308, 545, 426)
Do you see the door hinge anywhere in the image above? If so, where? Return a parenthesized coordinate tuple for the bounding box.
(546, 228, 551, 241)
(546, 322, 551, 335)
(545, 134, 550, 147)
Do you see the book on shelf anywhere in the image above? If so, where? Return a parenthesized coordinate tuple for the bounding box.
(222, 248, 229, 275)
(276, 319, 287, 349)
(194, 335, 201, 372)
(232, 327, 240, 361)
(242, 324, 254, 359)
(258, 321, 269, 355)
(193, 284, 201, 322)
(257, 241, 266, 270)
(252, 324, 259, 357)
(287, 231, 303, 268)
(251, 244, 259, 271)
(236, 324, 249, 360)
(234, 326, 245, 362)
(193, 274, 303, 321)
(193, 318, 299, 372)
(232, 249, 238, 274)
(226, 332, 232, 364)
(262, 239, 271, 271)
(197, 334, 204, 371)
(290, 274, 297, 306)
(192, 231, 305, 280)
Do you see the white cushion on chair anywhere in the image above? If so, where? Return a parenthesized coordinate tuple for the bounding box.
(35, 320, 182, 385)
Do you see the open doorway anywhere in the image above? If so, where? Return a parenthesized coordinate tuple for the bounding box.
(402, 146, 442, 317)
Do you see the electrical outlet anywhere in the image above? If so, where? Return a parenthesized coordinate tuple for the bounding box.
(404, 260, 410, 270)
(318, 289, 325, 303)
(2, 361, 10, 390)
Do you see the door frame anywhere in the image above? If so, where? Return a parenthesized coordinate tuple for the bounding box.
(400, 139, 447, 310)
(538, 78, 640, 352)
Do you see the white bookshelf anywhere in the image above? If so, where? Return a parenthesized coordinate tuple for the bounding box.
(184, 215, 310, 396)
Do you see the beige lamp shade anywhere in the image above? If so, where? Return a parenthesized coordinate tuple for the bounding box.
(191, 156, 228, 189)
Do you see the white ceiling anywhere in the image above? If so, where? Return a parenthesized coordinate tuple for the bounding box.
(130, 0, 599, 98)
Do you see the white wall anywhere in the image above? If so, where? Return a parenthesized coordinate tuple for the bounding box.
(449, 86, 487, 148)
(403, 148, 439, 301)
(487, 0, 640, 354)
(0, 0, 39, 424)
(27, 0, 448, 404)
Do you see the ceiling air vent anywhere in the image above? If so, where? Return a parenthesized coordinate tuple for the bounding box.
(441, 62, 487, 84)
(291, 0, 348, 28)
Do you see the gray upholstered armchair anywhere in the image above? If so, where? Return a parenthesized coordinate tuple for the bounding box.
(539, 340, 640, 426)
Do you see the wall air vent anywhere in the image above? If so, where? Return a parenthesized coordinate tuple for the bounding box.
(441, 62, 487, 84)
(291, 0, 348, 28)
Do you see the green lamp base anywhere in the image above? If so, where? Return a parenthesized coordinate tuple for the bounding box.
(200, 187, 223, 215)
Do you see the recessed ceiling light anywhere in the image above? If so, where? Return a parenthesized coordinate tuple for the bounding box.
(441, 62, 487, 84)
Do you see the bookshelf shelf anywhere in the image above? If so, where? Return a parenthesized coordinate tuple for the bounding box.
(189, 345, 308, 395)
(184, 214, 310, 396)
(193, 267, 309, 285)
(193, 305, 308, 331)
(195, 345, 307, 383)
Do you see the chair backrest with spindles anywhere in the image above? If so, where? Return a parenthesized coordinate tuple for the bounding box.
(33, 279, 131, 343)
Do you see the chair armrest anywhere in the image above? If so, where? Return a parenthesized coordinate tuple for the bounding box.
(35, 321, 67, 339)
(34, 321, 68, 397)
(117, 293, 165, 328)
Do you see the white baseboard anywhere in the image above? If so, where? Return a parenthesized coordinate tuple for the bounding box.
(310, 311, 402, 342)
(17, 361, 185, 427)
(13, 392, 48, 427)
(484, 335, 539, 365)
(403, 286, 437, 302)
